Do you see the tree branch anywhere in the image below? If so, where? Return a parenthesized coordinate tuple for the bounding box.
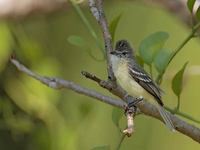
(81, 71, 126, 99)
(88, 0, 115, 81)
(10, 58, 126, 109)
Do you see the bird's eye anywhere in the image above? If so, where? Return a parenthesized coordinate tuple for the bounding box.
(119, 42, 125, 48)
(122, 51, 128, 55)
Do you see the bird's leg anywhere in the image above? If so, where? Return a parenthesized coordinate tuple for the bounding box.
(124, 94, 143, 109)
(128, 96, 143, 108)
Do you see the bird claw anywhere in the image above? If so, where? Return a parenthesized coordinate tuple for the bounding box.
(127, 96, 143, 108)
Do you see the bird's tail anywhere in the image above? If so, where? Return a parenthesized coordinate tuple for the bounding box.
(157, 105, 175, 132)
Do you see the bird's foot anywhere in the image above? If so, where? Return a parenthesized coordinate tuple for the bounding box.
(127, 96, 143, 108)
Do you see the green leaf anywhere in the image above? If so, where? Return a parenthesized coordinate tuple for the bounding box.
(196, 6, 200, 21)
(91, 145, 110, 150)
(139, 31, 169, 65)
(67, 35, 86, 47)
(154, 49, 172, 73)
(172, 62, 189, 98)
(112, 107, 123, 129)
(187, 0, 196, 13)
(109, 13, 122, 42)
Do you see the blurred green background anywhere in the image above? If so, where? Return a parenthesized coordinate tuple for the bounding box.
(0, 0, 200, 150)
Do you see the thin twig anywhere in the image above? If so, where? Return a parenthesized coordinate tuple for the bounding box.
(81, 70, 127, 100)
(116, 134, 126, 150)
(156, 22, 200, 83)
(10, 58, 126, 109)
(81, 71, 101, 83)
(166, 106, 200, 124)
(70, 0, 104, 56)
(88, 0, 115, 81)
(123, 107, 135, 137)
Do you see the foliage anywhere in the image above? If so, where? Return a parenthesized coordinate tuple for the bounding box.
(139, 31, 169, 65)
(172, 62, 188, 98)
(172, 62, 188, 110)
(67, 35, 86, 47)
(153, 48, 172, 73)
(187, 0, 196, 13)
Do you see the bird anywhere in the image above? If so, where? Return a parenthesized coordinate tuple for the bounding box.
(110, 39, 175, 131)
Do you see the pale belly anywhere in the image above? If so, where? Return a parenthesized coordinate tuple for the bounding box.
(115, 65, 144, 97)
(111, 56, 155, 100)
(114, 62, 154, 100)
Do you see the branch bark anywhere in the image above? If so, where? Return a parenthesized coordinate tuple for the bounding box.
(10, 58, 126, 109)
(88, 0, 115, 81)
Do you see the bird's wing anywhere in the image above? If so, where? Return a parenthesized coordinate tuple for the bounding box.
(128, 63, 164, 106)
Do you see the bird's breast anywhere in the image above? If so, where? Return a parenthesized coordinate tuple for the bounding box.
(114, 59, 145, 98)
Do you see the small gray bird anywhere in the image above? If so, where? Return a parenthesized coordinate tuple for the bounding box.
(110, 40, 175, 131)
